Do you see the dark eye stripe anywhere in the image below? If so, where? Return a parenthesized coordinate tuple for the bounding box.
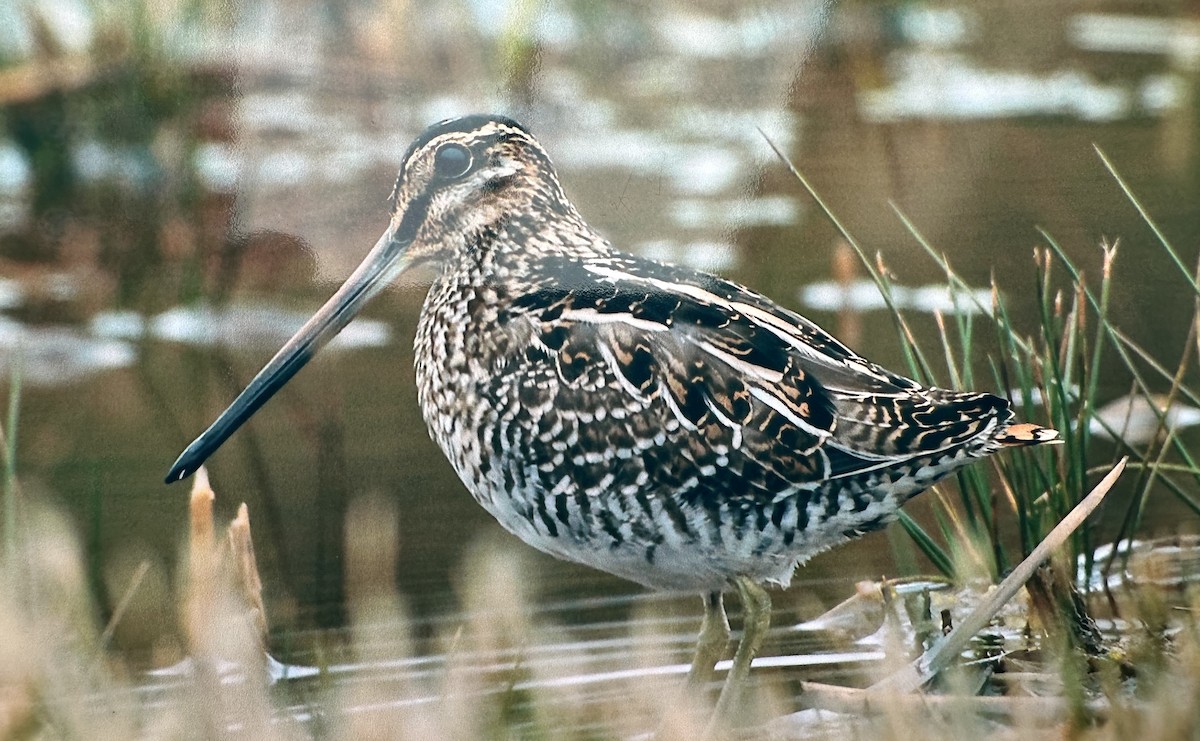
(394, 191, 432, 244)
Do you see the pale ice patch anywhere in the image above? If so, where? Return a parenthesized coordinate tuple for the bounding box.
(897, 6, 973, 47)
(798, 279, 992, 316)
(0, 2, 36, 61)
(88, 310, 145, 341)
(146, 655, 319, 686)
(655, 3, 826, 59)
(552, 124, 775, 194)
(552, 128, 666, 173)
(256, 149, 312, 188)
(144, 303, 391, 352)
(532, 3, 578, 47)
(45, 272, 80, 302)
(0, 202, 27, 233)
(1087, 393, 1200, 445)
(635, 240, 739, 273)
(0, 278, 24, 311)
(860, 51, 1134, 122)
(665, 147, 741, 195)
(1, 272, 84, 306)
(1006, 384, 1080, 407)
(657, 11, 741, 59)
(318, 131, 380, 184)
(667, 107, 797, 153)
(1069, 13, 1200, 62)
(238, 91, 324, 135)
(0, 141, 31, 194)
(553, 129, 743, 182)
(0, 317, 136, 387)
(194, 142, 241, 192)
(672, 195, 798, 228)
(28, 0, 94, 55)
(1079, 537, 1200, 593)
(72, 140, 158, 188)
(1141, 74, 1185, 113)
(420, 96, 478, 128)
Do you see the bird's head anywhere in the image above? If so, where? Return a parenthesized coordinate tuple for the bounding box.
(385, 114, 575, 268)
(165, 114, 564, 483)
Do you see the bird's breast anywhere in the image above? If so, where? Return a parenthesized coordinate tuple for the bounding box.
(413, 276, 527, 500)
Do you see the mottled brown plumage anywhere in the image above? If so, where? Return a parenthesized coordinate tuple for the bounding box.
(167, 114, 1057, 713)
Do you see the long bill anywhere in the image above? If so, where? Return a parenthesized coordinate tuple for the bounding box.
(165, 223, 413, 483)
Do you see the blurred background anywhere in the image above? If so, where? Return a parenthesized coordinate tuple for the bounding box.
(1, 0, 1198, 657)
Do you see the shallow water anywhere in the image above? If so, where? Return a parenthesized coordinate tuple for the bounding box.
(2, 0, 1199, 658)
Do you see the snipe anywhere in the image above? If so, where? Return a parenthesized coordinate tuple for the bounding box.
(167, 114, 1057, 722)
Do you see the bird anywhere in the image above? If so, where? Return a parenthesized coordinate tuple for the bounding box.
(166, 113, 1058, 722)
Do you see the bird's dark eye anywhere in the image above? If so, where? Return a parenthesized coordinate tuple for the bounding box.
(433, 143, 473, 179)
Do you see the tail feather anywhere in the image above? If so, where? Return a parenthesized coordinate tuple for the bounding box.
(996, 422, 1060, 446)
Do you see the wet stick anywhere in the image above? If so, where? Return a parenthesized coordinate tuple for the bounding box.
(867, 456, 1127, 694)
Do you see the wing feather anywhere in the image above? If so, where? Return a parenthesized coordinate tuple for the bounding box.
(501, 253, 1012, 492)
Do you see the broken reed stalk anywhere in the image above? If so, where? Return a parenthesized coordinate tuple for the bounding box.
(185, 467, 269, 652)
(183, 468, 219, 652)
(229, 503, 268, 641)
(867, 456, 1127, 694)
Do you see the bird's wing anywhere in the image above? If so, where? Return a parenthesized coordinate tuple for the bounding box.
(501, 254, 1011, 486)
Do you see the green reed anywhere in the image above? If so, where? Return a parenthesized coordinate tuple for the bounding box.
(2, 366, 19, 561)
(769, 136, 1200, 584)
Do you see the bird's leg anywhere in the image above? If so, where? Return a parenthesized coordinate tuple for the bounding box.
(686, 591, 730, 689)
(709, 576, 771, 727)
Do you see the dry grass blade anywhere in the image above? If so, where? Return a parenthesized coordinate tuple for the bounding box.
(869, 456, 1127, 694)
(100, 560, 151, 646)
(229, 503, 269, 643)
